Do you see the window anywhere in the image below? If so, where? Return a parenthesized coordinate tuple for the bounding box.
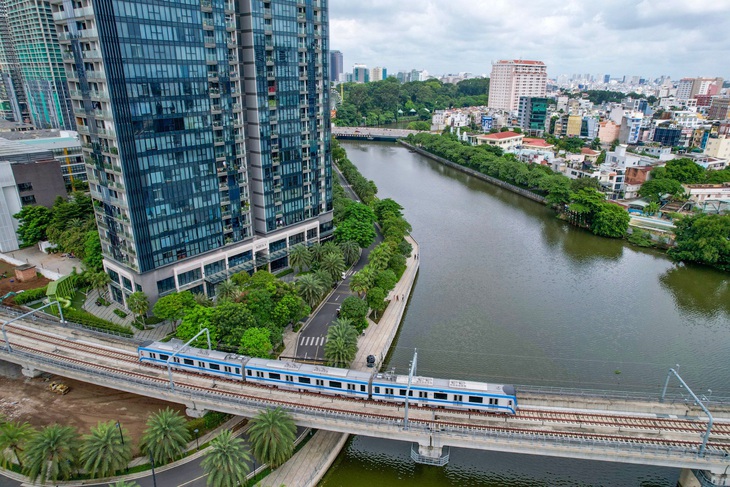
(469, 396, 483, 404)
(434, 393, 448, 400)
(224, 366, 231, 373)
(247, 370, 252, 376)
(159, 354, 169, 361)
(21, 195, 36, 205)
(374, 387, 380, 394)
(361, 385, 366, 392)
(298, 377, 311, 384)
(209, 363, 220, 371)
(17, 182, 33, 191)
(269, 372, 281, 380)
(329, 381, 342, 388)
(183, 358, 194, 366)
(150, 353, 156, 359)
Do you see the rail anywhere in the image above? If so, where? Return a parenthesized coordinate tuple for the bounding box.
(1, 346, 728, 465)
(517, 384, 730, 406)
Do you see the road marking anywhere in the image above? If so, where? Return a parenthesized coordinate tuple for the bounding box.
(179, 473, 208, 486)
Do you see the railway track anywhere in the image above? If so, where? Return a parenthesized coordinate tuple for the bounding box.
(4, 319, 730, 455)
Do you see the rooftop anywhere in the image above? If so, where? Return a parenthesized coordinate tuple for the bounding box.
(483, 131, 524, 140)
(523, 138, 554, 148)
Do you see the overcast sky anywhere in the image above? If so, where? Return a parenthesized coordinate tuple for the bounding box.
(329, 0, 730, 81)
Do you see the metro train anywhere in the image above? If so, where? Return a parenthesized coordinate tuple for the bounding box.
(138, 339, 518, 414)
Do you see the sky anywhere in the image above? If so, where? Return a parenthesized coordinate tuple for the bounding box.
(329, 0, 730, 81)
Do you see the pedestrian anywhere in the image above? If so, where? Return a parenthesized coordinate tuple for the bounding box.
(402, 294, 405, 301)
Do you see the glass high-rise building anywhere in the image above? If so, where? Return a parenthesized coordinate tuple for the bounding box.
(0, 1, 30, 123)
(50, 0, 332, 305)
(4, 0, 74, 129)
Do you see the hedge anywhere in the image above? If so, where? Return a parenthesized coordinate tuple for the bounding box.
(46, 306, 134, 337)
(12, 286, 48, 305)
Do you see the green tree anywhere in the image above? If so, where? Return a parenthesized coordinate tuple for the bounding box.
(373, 198, 404, 221)
(368, 243, 392, 271)
(349, 269, 373, 297)
(320, 251, 346, 283)
(23, 424, 79, 484)
(88, 270, 111, 300)
(638, 178, 684, 202)
(247, 408, 296, 469)
(152, 291, 195, 330)
(80, 421, 132, 478)
(201, 429, 251, 487)
(407, 121, 431, 131)
(661, 158, 706, 184)
(375, 269, 398, 292)
(215, 279, 240, 302)
(126, 291, 149, 324)
(645, 202, 660, 215)
(591, 203, 630, 238)
(314, 269, 334, 290)
(324, 318, 359, 367)
(339, 296, 369, 332)
(140, 408, 191, 466)
(288, 244, 312, 273)
(83, 231, 103, 272)
(669, 214, 730, 271)
(0, 421, 34, 468)
(176, 305, 217, 346)
(334, 218, 376, 248)
(570, 177, 602, 192)
(539, 175, 573, 205)
(366, 287, 387, 319)
(13, 205, 52, 246)
(238, 327, 272, 357)
(296, 273, 325, 308)
(211, 301, 256, 346)
(339, 240, 360, 265)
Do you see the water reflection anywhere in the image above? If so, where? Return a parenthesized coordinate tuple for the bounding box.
(660, 264, 730, 320)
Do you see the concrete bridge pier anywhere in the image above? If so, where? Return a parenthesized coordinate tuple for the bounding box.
(21, 365, 42, 378)
(410, 437, 450, 466)
(679, 469, 730, 487)
(185, 403, 207, 418)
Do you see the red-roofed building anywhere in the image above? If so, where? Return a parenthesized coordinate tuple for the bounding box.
(580, 147, 601, 164)
(522, 138, 555, 150)
(474, 131, 524, 152)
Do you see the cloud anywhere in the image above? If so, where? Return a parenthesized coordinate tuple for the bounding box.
(329, 0, 730, 79)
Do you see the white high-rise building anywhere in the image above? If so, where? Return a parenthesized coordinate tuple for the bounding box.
(488, 60, 547, 112)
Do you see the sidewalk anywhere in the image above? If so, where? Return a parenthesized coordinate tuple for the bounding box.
(265, 236, 420, 487)
(0, 245, 80, 280)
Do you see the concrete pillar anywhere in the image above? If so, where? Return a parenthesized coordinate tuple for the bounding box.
(21, 366, 42, 378)
(185, 405, 207, 418)
(418, 443, 443, 460)
(678, 469, 702, 487)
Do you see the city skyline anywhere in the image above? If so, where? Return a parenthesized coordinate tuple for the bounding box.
(329, 0, 730, 80)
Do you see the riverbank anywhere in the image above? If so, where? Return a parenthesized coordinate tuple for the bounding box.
(266, 236, 420, 487)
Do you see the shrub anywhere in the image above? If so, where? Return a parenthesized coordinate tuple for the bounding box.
(628, 230, 654, 248)
(11, 286, 48, 305)
(47, 306, 134, 336)
(113, 309, 128, 318)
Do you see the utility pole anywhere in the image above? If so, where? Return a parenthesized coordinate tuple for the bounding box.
(404, 349, 417, 430)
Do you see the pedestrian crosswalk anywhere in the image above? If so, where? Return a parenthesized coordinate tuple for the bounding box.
(299, 335, 326, 347)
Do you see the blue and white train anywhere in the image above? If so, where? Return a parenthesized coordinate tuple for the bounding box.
(138, 339, 517, 414)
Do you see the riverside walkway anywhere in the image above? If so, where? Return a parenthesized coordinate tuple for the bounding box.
(262, 236, 420, 487)
(332, 126, 419, 141)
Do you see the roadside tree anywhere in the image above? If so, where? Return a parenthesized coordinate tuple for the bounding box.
(23, 424, 79, 484)
(200, 429, 251, 487)
(80, 421, 132, 478)
(140, 408, 191, 466)
(247, 408, 296, 468)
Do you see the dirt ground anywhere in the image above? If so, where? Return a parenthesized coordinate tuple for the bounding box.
(0, 259, 51, 296)
(0, 371, 186, 455)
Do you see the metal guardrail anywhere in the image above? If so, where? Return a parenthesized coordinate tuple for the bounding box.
(411, 444, 450, 466)
(517, 384, 730, 406)
(1, 346, 727, 465)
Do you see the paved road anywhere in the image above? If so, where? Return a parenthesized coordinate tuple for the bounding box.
(295, 166, 382, 361)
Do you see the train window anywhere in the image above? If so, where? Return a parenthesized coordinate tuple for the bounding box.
(360, 385, 366, 392)
(434, 393, 447, 400)
(316, 379, 324, 386)
(329, 381, 342, 388)
(454, 395, 463, 402)
(198, 361, 205, 367)
(224, 366, 231, 373)
(347, 384, 355, 391)
(286, 375, 293, 382)
(385, 388, 394, 395)
(209, 363, 220, 371)
(489, 398, 496, 405)
(399, 389, 406, 396)
(159, 354, 169, 361)
(419, 391, 427, 398)
(508, 400, 512, 406)
(235, 368, 240, 374)
(183, 359, 193, 366)
(150, 353, 156, 359)
(374, 387, 380, 393)
(247, 370, 252, 376)
(468, 396, 483, 404)
(256, 371, 264, 378)
(269, 373, 281, 380)
(173, 357, 180, 363)
(298, 377, 311, 384)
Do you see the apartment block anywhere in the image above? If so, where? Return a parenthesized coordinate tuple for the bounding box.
(488, 60, 547, 112)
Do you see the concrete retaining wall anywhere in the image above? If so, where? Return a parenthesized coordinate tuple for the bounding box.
(399, 141, 548, 205)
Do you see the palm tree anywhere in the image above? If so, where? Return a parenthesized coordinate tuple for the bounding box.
(314, 269, 333, 290)
(309, 242, 324, 265)
(140, 408, 190, 466)
(288, 244, 312, 273)
(320, 252, 345, 283)
(349, 270, 372, 298)
(89, 270, 111, 299)
(324, 318, 358, 368)
(80, 421, 132, 479)
(201, 430, 251, 487)
(126, 291, 149, 325)
(368, 243, 392, 271)
(0, 421, 34, 468)
(339, 240, 360, 266)
(247, 408, 296, 469)
(296, 274, 324, 308)
(193, 292, 214, 307)
(23, 424, 79, 484)
(321, 240, 341, 257)
(215, 279, 240, 302)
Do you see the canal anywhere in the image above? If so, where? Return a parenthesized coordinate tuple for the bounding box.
(321, 141, 730, 487)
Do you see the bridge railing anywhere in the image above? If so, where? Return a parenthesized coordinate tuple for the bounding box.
(2, 346, 726, 463)
(518, 384, 730, 406)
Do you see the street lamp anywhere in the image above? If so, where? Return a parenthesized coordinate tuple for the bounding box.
(116, 421, 129, 473)
(149, 452, 158, 487)
(194, 428, 200, 451)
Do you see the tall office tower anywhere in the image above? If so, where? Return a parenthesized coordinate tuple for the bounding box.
(50, 0, 332, 305)
(0, 1, 30, 123)
(352, 63, 368, 83)
(329, 49, 342, 82)
(4, 0, 73, 129)
(369, 66, 386, 82)
(488, 60, 547, 112)
(517, 96, 548, 135)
